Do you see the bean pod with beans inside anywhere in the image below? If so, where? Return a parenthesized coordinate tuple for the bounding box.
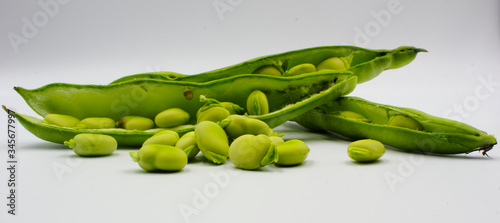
(110, 46, 426, 84)
(7, 71, 356, 146)
(292, 96, 497, 155)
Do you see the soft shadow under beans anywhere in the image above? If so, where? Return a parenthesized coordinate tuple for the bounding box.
(21, 142, 67, 151)
(386, 145, 492, 160)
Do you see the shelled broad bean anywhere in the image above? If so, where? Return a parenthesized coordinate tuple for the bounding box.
(64, 133, 117, 156)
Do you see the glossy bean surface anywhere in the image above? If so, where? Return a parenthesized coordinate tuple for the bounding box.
(228, 134, 278, 170)
(246, 90, 269, 116)
(155, 108, 190, 128)
(43, 114, 80, 127)
(130, 144, 187, 172)
(175, 131, 200, 160)
(117, 116, 155, 130)
(347, 139, 385, 162)
(275, 139, 310, 166)
(78, 117, 116, 129)
(64, 133, 117, 156)
(195, 121, 230, 164)
(143, 130, 179, 146)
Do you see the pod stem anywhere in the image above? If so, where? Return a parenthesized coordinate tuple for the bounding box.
(63, 139, 76, 149)
(129, 151, 140, 162)
(467, 144, 496, 157)
(199, 95, 224, 113)
(199, 95, 221, 105)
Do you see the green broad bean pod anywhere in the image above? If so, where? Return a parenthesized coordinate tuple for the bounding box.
(10, 72, 356, 146)
(110, 46, 425, 84)
(293, 97, 497, 155)
(4, 105, 195, 147)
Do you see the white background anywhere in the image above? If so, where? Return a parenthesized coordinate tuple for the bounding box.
(1, 0, 500, 222)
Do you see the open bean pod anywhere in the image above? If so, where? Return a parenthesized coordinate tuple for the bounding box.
(293, 97, 497, 155)
(4, 105, 195, 147)
(110, 46, 425, 84)
(8, 71, 357, 146)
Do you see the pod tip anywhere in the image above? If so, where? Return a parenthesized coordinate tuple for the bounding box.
(2, 105, 14, 115)
(467, 143, 496, 157)
(417, 48, 428, 53)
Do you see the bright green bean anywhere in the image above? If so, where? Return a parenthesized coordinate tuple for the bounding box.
(316, 57, 347, 71)
(117, 116, 155, 130)
(347, 139, 385, 162)
(338, 111, 369, 121)
(43, 114, 80, 127)
(224, 115, 277, 140)
(269, 136, 285, 147)
(246, 90, 269, 116)
(77, 117, 116, 129)
(143, 130, 179, 146)
(175, 131, 200, 160)
(195, 121, 230, 164)
(155, 108, 190, 128)
(197, 107, 230, 123)
(283, 63, 316, 77)
(130, 144, 187, 172)
(252, 65, 282, 76)
(228, 134, 278, 170)
(388, 115, 424, 131)
(64, 133, 117, 156)
(275, 139, 310, 166)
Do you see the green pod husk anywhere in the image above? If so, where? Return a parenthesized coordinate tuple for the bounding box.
(16, 72, 356, 126)
(110, 46, 425, 84)
(9, 71, 356, 146)
(293, 97, 497, 155)
(4, 105, 194, 147)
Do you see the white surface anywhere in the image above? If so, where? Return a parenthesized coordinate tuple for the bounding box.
(1, 0, 500, 223)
